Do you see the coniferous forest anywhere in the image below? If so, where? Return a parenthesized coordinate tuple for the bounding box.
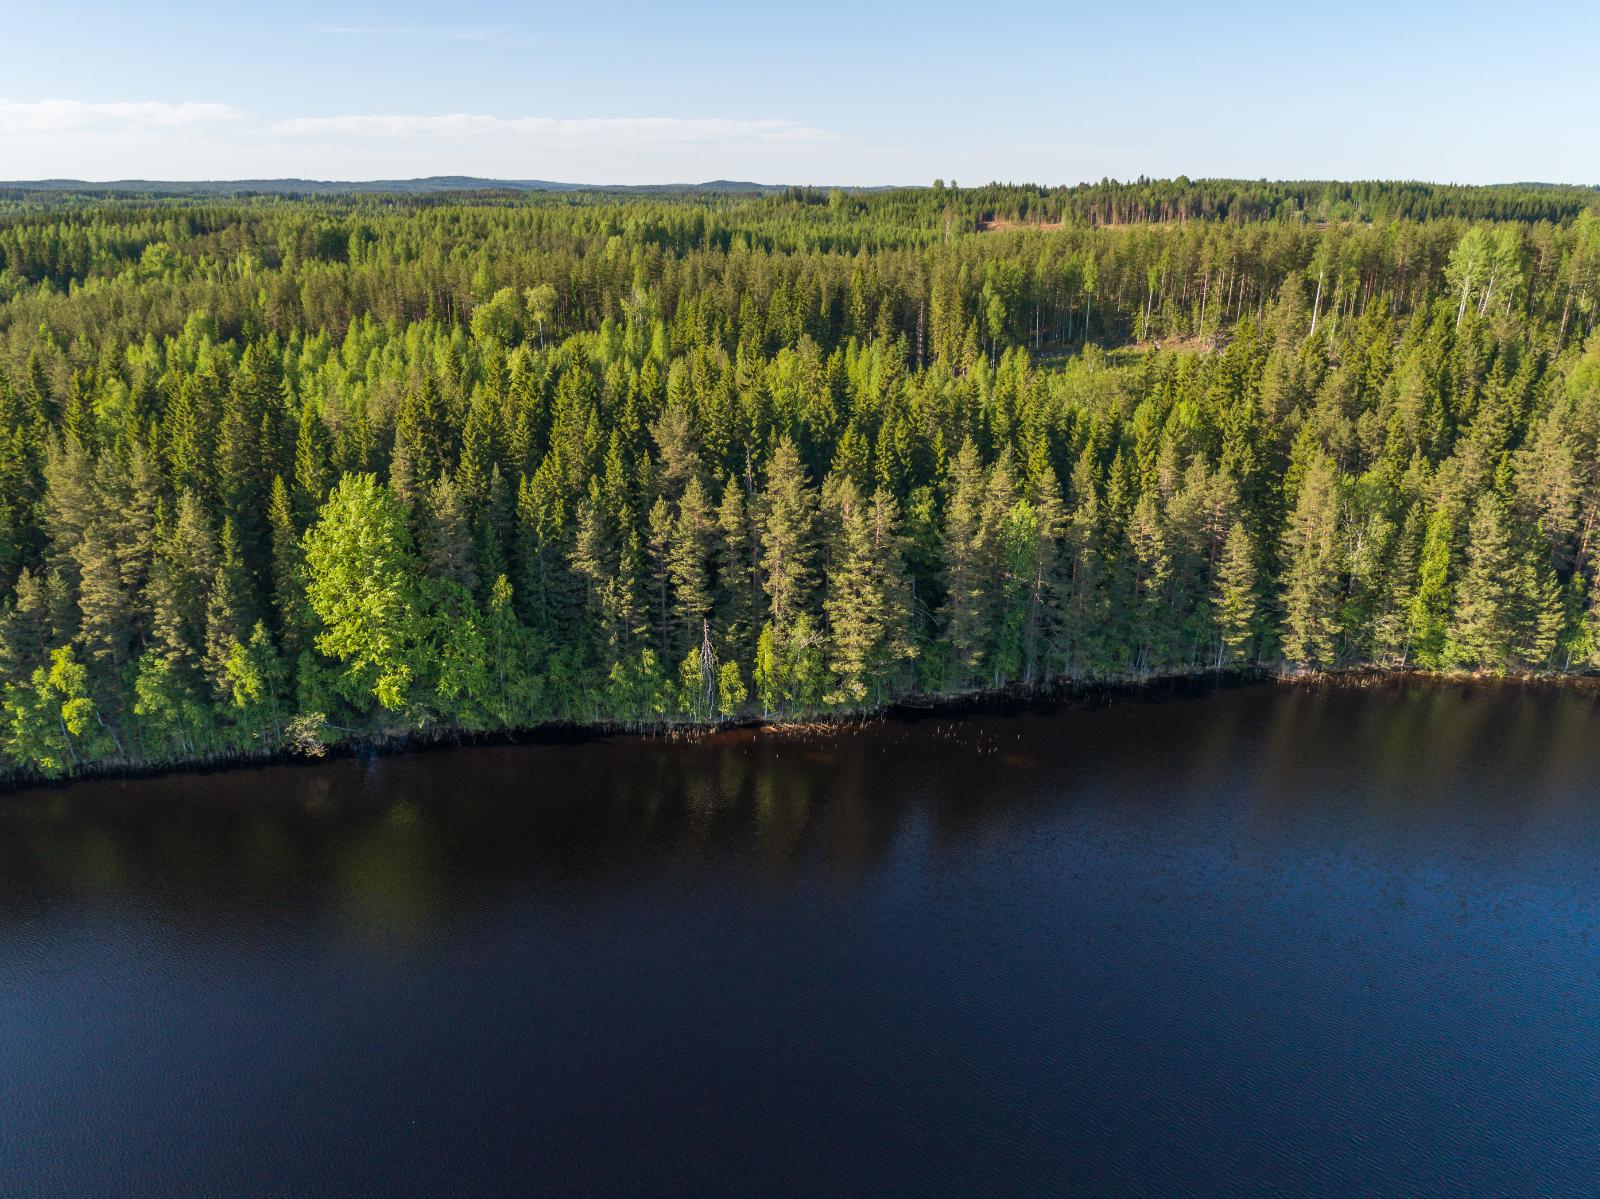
(3, 178, 1600, 779)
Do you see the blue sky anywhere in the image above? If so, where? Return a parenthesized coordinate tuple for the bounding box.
(5, 0, 1597, 185)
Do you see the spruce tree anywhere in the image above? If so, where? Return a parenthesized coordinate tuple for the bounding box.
(1445, 493, 1520, 671)
(941, 440, 989, 686)
(758, 438, 817, 634)
(667, 475, 714, 659)
(1279, 453, 1342, 670)
(1213, 521, 1259, 669)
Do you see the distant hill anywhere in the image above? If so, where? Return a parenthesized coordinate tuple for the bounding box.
(0, 176, 782, 197)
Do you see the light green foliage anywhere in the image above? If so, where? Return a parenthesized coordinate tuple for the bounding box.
(754, 615, 828, 716)
(302, 473, 426, 713)
(134, 648, 215, 759)
(4, 646, 111, 776)
(676, 647, 713, 721)
(225, 624, 286, 718)
(1, 181, 1599, 777)
(470, 287, 524, 346)
(1409, 504, 1457, 668)
(717, 661, 748, 718)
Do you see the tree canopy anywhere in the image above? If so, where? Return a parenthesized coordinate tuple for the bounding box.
(3, 178, 1600, 778)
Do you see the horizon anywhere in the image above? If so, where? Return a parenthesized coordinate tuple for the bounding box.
(5, 174, 1599, 192)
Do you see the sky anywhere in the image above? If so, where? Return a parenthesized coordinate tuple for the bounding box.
(4, 0, 1598, 186)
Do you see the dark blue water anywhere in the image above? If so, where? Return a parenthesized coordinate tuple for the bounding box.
(4, 680, 1600, 1196)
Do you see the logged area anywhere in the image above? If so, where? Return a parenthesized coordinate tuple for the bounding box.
(1, 179, 1600, 780)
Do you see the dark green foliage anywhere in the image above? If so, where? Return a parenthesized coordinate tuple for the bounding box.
(3, 180, 1600, 777)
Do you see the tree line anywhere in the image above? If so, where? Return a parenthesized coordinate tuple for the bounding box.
(2, 180, 1600, 779)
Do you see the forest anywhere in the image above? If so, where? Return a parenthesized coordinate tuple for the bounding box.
(2, 178, 1600, 779)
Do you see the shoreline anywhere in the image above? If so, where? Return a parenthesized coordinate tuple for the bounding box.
(4, 665, 1597, 793)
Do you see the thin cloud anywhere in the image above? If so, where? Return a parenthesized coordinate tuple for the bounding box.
(0, 98, 238, 134)
(308, 25, 529, 47)
(0, 99, 851, 182)
(272, 113, 840, 146)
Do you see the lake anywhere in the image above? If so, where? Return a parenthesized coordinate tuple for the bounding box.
(4, 680, 1600, 1196)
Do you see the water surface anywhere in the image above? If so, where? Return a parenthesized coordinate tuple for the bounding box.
(4, 681, 1600, 1196)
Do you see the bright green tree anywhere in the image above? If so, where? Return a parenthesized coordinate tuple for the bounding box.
(302, 473, 427, 712)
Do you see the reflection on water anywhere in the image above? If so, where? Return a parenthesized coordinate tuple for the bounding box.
(4, 680, 1600, 1196)
(7, 683, 1592, 922)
